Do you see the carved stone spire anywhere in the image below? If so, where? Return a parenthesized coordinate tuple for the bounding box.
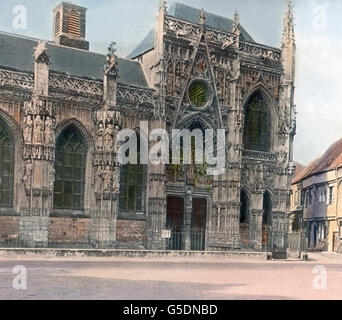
(159, 0, 167, 14)
(282, 0, 295, 48)
(281, 0, 296, 83)
(33, 41, 50, 96)
(104, 41, 118, 77)
(232, 10, 240, 34)
(104, 41, 118, 109)
(200, 8, 206, 26)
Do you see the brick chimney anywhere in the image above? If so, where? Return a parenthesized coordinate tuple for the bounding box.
(53, 2, 89, 50)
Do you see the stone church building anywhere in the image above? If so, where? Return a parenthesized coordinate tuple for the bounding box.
(0, 1, 296, 251)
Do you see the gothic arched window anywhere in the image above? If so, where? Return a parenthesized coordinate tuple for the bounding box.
(54, 126, 86, 210)
(0, 117, 14, 207)
(243, 91, 270, 152)
(119, 134, 146, 213)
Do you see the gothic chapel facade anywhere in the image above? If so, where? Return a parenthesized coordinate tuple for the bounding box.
(0, 1, 296, 251)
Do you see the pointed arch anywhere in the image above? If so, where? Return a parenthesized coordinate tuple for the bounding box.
(55, 118, 93, 150)
(176, 113, 214, 132)
(54, 123, 87, 210)
(0, 109, 23, 211)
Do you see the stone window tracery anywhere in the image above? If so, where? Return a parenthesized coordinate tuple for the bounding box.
(54, 126, 86, 210)
(243, 91, 270, 152)
(189, 81, 208, 108)
(119, 135, 146, 213)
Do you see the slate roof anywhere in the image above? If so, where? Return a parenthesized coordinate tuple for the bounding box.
(0, 31, 149, 88)
(292, 138, 342, 184)
(128, 2, 255, 59)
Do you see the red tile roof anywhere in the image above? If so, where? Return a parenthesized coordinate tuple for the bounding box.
(292, 138, 342, 184)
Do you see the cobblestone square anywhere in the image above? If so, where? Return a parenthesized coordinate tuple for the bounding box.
(1, 253, 341, 300)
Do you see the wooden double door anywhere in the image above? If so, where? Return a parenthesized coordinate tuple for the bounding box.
(166, 197, 207, 251)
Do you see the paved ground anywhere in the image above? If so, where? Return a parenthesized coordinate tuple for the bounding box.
(0, 253, 342, 300)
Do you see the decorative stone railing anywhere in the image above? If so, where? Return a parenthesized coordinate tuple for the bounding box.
(164, 15, 282, 62)
(242, 150, 278, 162)
(167, 163, 212, 186)
(0, 68, 34, 89)
(239, 42, 281, 62)
(117, 84, 154, 105)
(49, 73, 103, 95)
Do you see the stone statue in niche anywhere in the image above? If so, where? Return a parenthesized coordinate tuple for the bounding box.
(95, 166, 103, 193)
(45, 116, 55, 147)
(24, 115, 33, 144)
(103, 165, 113, 193)
(49, 165, 55, 190)
(166, 61, 174, 95)
(96, 122, 104, 151)
(33, 115, 44, 145)
(112, 167, 120, 193)
(32, 145, 40, 159)
(23, 159, 32, 190)
(104, 122, 114, 151)
(114, 111, 121, 126)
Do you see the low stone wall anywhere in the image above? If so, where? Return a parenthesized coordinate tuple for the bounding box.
(116, 219, 147, 244)
(0, 216, 19, 243)
(0, 248, 271, 259)
(49, 217, 90, 245)
(240, 224, 249, 247)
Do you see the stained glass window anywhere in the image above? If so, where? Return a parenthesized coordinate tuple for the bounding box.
(0, 118, 14, 207)
(243, 92, 270, 152)
(119, 135, 146, 212)
(189, 81, 207, 108)
(54, 126, 86, 210)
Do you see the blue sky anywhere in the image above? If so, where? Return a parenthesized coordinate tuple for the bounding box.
(0, 0, 341, 165)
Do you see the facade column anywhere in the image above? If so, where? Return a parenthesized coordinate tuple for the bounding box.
(249, 192, 263, 251)
(146, 2, 167, 250)
(91, 42, 121, 248)
(146, 119, 167, 250)
(20, 41, 55, 247)
(183, 189, 192, 250)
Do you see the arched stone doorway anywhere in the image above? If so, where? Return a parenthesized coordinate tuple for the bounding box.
(240, 189, 249, 247)
(262, 191, 272, 250)
(166, 196, 184, 250)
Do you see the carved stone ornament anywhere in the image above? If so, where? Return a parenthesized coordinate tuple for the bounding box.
(104, 42, 118, 77)
(34, 41, 50, 64)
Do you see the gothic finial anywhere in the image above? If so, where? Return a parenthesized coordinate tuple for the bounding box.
(232, 10, 240, 34)
(159, 0, 167, 13)
(282, 0, 295, 47)
(200, 8, 206, 26)
(108, 41, 117, 57)
(104, 41, 118, 76)
(34, 41, 50, 64)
